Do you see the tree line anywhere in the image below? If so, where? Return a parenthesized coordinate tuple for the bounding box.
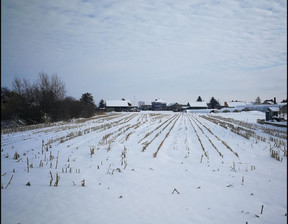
(1, 73, 102, 125)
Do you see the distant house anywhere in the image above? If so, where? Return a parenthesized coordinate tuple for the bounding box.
(265, 107, 279, 121)
(166, 102, 184, 112)
(187, 101, 208, 109)
(139, 104, 152, 111)
(279, 104, 287, 119)
(263, 97, 277, 105)
(151, 99, 166, 110)
(106, 99, 132, 112)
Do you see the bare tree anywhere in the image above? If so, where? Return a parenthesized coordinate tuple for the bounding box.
(12, 78, 23, 95)
(51, 74, 66, 100)
(4, 73, 96, 123)
(35, 73, 65, 101)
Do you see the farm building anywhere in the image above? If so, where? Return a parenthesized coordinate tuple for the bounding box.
(263, 97, 277, 105)
(265, 107, 279, 121)
(106, 99, 132, 112)
(166, 102, 184, 112)
(187, 101, 208, 109)
(139, 104, 152, 111)
(279, 104, 287, 119)
(151, 99, 166, 110)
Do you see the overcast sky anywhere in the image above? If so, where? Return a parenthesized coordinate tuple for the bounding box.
(1, 0, 287, 105)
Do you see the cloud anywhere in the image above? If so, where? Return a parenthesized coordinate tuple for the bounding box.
(1, 0, 287, 103)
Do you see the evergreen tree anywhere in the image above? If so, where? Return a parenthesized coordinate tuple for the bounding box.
(196, 96, 203, 102)
(98, 99, 105, 108)
(255, 97, 261, 105)
(80, 93, 96, 118)
(80, 93, 95, 106)
(208, 97, 220, 109)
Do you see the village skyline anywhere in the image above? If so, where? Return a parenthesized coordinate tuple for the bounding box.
(104, 96, 287, 107)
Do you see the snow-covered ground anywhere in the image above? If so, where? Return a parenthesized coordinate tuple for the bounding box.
(1, 111, 287, 224)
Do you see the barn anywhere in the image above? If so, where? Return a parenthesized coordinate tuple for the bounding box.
(187, 101, 208, 109)
(106, 99, 132, 112)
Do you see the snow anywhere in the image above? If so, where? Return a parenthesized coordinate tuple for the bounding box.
(268, 107, 280, 112)
(106, 100, 130, 107)
(1, 111, 287, 224)
(187, 109, 215, 113)
(244, 104, 280, 112)
(188, 101, 208, 108)
(225, 101, 247, 108)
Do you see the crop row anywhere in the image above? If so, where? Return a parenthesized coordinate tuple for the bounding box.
(141, 115, 179, 152)
(138, 114, 178, 144)
(200, 115, 287, 161)
(153, 115, 180, 157)
(201, 116, 266, 142)
(209, 115, 286, 139)
(190, 114, 240, 159)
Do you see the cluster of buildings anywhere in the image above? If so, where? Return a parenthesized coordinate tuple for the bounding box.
(103, 97, 287, 122)
(105, 98, 210, 112)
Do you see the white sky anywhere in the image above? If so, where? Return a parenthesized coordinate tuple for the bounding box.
(1, 0, 287, 105)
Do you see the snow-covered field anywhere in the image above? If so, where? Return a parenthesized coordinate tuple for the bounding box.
(1, 111, 287, 224)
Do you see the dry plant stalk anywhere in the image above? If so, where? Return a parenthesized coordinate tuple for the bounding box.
(5, 175, 14, 189)
(55, 151, 59, 169)
(54, 173, 60, 187)
(90, 147, 95, 157)
(13, 152, 20, 160)
(27, 158, 29, 173)
(49, 171, 53, 186)
(49, 151, 54, 161)
(172, 188, 180, 194)
(106, 164, 112, 174)
(260, 205, 264, 214)
(231, 162, 236, 172)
